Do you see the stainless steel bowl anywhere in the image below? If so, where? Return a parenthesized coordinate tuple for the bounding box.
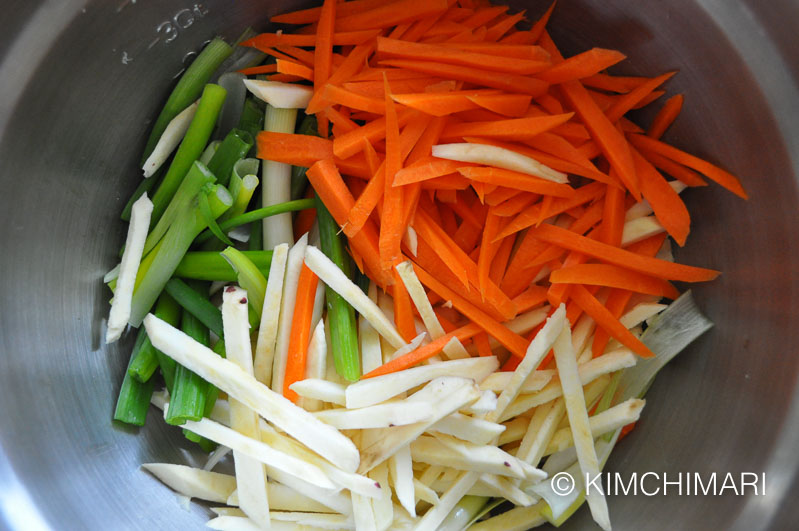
(1, 0, 798, 529)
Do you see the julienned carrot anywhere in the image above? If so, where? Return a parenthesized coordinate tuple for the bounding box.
(283, 264, 320, 402)
(380, 75, 405, 270)
(379, 59, 549, 96)
(441, 113, 574, 140)
(346, 163, 386, 237)
(376, 37, 550, 75)
(526, 132, 597, 171)
(526, 0, 556, 43)
(392, 268, 417, 342)
(493, 192, 538, 217)
(257, 132, 334, 167)
(313, 0, 336, 138)
(307, 42, 376, 113)
(477, 209, 501, 296)
(550, 263, 680, 299)
(484, 9, 527, 41)
(333, 107, 414, 159)
(412, 263, 529, 357)
(271, 0, 387, 24)
(632, 147, 691, 246)
(363, 323, 482, 378)
(242, 29, 380, 49)
(537, 48, 627, 84)
(581, 73, 649, 93)
(570, 284, 654, 358)
(489, 231, 515, 283)
(413, 210, 469, 287)
(391, 92, 483, 116)
(528, 222, 719, 282)
(484, 186, 521, 206)
(324, 84, 386, 114)
(465, 93, 532, 117)
(641, 149, 708, 187)
(604, 72, 676, 124)
(628, 133, 748, 198)
(325, 106, 359, 135)
(457, 166, 575, 197)
(238, 64, 278, 76)
(601, 183, 625, 247)
(276, 59, 314, 81)
(648, 94, 685, 139)
(334, 0, 449, 32)
(393, 157, 469, 186)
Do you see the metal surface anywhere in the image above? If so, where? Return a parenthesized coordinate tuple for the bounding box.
(0, 0, 797, 529)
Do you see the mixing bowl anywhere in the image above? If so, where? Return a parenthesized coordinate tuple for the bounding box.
(1, 0, 798, 529)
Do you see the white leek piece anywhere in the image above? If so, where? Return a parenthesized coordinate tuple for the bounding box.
(359, 283, 384, 374)
(143, 313, 361, 472)
(261, 104, 299, 249)
(243, 79, 314, 109)
(141, 463, 235, 503)
(621, 215, 665, 246)
(432, 143, 568, 183)
(222, 287, 270, 529)
(142, 102, 198, 177)
(106, 192, 152, 343)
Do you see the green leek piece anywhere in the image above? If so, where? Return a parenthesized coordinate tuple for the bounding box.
(316, 196, 360, 382)
(194, 198, 314, 245)
(141, 38, 232, 164)
(128, 291, 182, 383)
(150, 83, 227, 224)
(220, 247, 267, 319)
(174, 251, 272, 281)
(113, 330, 155, 426)
(164, 277, 224, 339)
(206, 128, 253, 187)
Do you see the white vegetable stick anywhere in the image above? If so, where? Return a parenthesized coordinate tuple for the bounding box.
(414, 471, 480, 531)
(621, 215, 664, 246)
(480, 370, 553, 394)
(571, 314, 596, 355)
(625, 180, 686, 220)
(143, 313, 360, 472)
(478, 474, 537, 507)
(501, 348, 637, 421)
(418, 465, 444, 487)
(619, 302, 667, 328)
(467, 501, 547, 531)
(498, 416, 531, 446)
(395, 261, 445, 339)
(222, 287, 270, 529)
(106, 193, 152, 343)
(314, 401, 432, 429)
(387, 332, 426, 362)
(258, 421, 383, 499)
(207, 515, 263, 531)
(413, 478, 439, 505)
(432, 143, 568, 183)
(243, 79, 314, 109)
(305, 246, 406, 349)
(302, 320, 328, 412)
(204, 445, 232, 472)
(369, 464, 394, 531)
(438, 435, 545, 483)
(211, 508, 245, 517)
(389, 445, 416, 517)
(345, 356, 498, 409)
(227, 225, 251, 243)
(142, 102, 198, 177)
(463, 390, 497, 415)
(441, 336, 470, 360)
(290, 378, 346, 406)
(272, 234, 308, 393)
(515, 399, 565, 467)
(179, 415, 334, 490)
(358, 377, 482, 473)
(360, 283, 384, 373)
(470, 306, 551, 355)
(254, 243, 289, 386)
(310, 275, 326, 330)
(262, 106, 298, 248)
(552, 325, 611, 531)
(545, 398, 645, 456)
(485, 304, 566, 424)
(403, 226, 418, 256)
(103, 263, 119, 283)
(430, 412, 506, 445)
(351, 491, 378, 531)
(141, 463, 235, 503)
(259, 468, 352, 515)
(411, 435, 528, 479)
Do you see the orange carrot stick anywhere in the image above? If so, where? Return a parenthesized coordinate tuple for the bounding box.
(640, 149, 708, 187)
(272, 0, 387, 24)
(551, 263, 680, 299)
(392, 268, 418, 341)
(283, 264, 320, 402)
(335, 0, 449, 31)
(457, 166, 575, 197)
(276, 59, 314, 81)
(242, 29, 380, 49)
(380, 75, 405, 269)
(537, 48, 626, 84)
(528, 0, 556, 43)
(648, 94, 684, 139)
(441, 113, 574, 141)
(632, 147, 691, 246)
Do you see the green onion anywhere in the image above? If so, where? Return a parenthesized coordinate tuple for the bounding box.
(198, 186, 235, 247)
(165, 286, 211, 426)
(290, 114, 318, 200)
(121, 167, 163, 222)
(199, 140, 221, 165)
(141, 38, 232, 165)
(248, 195, 264, 251)
(316, 196, 360, 382)
(143, 161, 216, 256)
(128, 291, 182, 382)
(175, 251, 272, 281)
(220, 247, 267, 319)
(150, 293, 182, 391)
(262, 105, 299, 248)
(222, 158, 260, 221)
(164, 277, 224, 339)
(237, 97, 265, 150)
(113, 329, 155, 426)
(206, 128, 253, 187)
(194, 198, 314, 245)
(129, 184, 232, 327)
(150, 83, 228, 224)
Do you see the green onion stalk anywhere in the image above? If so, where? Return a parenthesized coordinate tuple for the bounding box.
(164, 278, 225, 340)
(141, 38, 232, 165)
(128, 290, 182, 383)
(149, 83, 227, 224)
(206, 128, 253, 187)
(129, 182, 232, 327)
(113, 329, 155, 426)
(316, 196, 360, 382)
(174, 251, 272, 282)
(220, 247, 267, 320)
(194, 198, 314, 246)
